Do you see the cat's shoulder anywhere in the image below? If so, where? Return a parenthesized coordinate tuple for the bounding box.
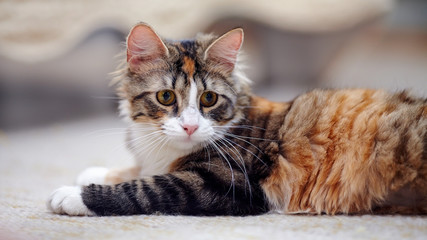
(293, 88, 425, 103)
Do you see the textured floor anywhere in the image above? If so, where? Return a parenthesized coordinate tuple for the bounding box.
(1, 114, 426, 240)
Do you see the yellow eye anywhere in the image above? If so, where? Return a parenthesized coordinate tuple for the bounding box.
(200, 91, 218, 107)
(156, 90, 176, 106)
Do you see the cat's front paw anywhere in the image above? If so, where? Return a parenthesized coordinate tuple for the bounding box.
(76, 167, 109, 186)
(47, 186, 94, 216)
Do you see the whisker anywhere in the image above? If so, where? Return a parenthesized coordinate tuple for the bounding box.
(130, 133, 164, 154)
(90, 96, 122, 100)
(203, 142, 212, 172)
(216, 137, 252, 200)
(126, 130, 164, 144)
(216, 139, 246, 175)
(125, 134, 166, 165)
(223, 81, 237, 95)
(221, 134, 267, 167)
(214, 128, 268, 167)
(117, 131, 162, 154)
(83, 128, 130, 137)
(154, 137, 170, 162)
(212, 125, 266, 131)
(216, 130, 265, 154)
(236, 106, 263, 109)
(208, 139, 236, 202)
(83, 122, 161, 137)
(143, 135, 168, 160)
(87, 131, 135, 139)
(222, 132, 276, 142)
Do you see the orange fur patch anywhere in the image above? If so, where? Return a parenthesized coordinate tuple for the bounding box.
(260, 89, 427, 214)
(249, 96, 287, 116)
(182, 56, 195, 78)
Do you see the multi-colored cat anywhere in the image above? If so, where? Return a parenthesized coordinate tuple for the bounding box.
(47, 23, 427, 216)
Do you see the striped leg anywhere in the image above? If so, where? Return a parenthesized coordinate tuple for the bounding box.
(48, 168, 269, 216)
(82, 169, 268, 216)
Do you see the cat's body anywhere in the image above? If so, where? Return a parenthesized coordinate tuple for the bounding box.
(48, 23, 427, 216)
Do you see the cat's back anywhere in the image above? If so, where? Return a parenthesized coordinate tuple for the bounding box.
(279, 89, 426, 156)
(268, 89, 427, 213)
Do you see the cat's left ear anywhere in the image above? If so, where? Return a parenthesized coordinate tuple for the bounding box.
(204, 28, 244, 73)
(126, 23, 169, 72)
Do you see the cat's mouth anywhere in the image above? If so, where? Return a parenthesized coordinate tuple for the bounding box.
(179, 134, 205, 144)
(166, 132, 211, 151)
(169, 138, 204, 151)
(184, 135, 194, 142)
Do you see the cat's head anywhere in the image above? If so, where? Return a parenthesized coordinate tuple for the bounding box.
(117, 23, 251, 151)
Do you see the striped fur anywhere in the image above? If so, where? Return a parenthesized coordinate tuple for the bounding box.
(49, 23, 427, 216)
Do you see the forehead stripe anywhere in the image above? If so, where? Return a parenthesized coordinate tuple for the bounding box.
(182, 56, 196, 79)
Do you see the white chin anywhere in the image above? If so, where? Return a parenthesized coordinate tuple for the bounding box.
(170, 138, 204, 150)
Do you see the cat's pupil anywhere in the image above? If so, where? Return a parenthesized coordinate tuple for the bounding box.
(205, 93, 213, 102)
(163, 91, 171, 101)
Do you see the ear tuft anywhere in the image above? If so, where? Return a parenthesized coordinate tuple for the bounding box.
(204, 28, 244, 73)
(126, 23, 168, 71)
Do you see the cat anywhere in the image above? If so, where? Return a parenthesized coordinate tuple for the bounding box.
(47, 23, 427, 216)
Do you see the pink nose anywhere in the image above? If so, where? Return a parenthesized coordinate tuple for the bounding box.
(183, 124, 199, 136)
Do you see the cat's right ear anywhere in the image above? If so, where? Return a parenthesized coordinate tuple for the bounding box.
(204, 28, 243, 74)
(126, 23, 169, 72)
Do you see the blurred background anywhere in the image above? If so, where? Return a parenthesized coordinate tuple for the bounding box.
(0, 2, 426, 235)
(0, 0, 426, 130)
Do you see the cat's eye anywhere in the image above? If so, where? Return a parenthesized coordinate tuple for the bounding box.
(156, 90, 176, 106)
(200, 91, 218, 107)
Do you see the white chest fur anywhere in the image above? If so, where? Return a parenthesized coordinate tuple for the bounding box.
(127, 125, 193, 176)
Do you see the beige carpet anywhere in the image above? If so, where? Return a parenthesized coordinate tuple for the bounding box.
(1, 114, 426, 240)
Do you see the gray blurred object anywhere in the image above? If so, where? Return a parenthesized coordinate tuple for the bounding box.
(2, 0, 426, 130)
(0, 0, 393, 61)
(0, 28, 124, 129)
(320, 0, 427, 96)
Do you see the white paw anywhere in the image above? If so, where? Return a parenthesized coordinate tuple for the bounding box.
(76, 167, 109, 186)
(47, 186, 94, 216)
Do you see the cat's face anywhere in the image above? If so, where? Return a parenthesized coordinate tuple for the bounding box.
(118, 23, 249, 151)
